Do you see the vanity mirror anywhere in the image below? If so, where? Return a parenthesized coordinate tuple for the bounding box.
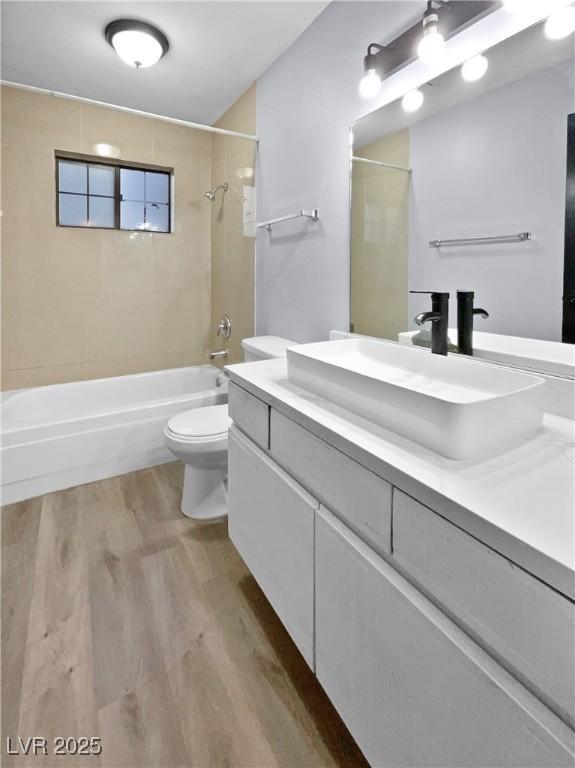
(350, 18, 575, 377)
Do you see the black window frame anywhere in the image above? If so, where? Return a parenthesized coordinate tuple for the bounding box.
(55, 151, 173, 234)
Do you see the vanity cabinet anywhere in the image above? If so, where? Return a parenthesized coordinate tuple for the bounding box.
(393, 490, 575, 728)
(315, 506, 574, 768)
(227, 425, 316, 667)
(228, 381, 575, 766)
(270, 410, 392, 556)
(228, 381, 270, 450)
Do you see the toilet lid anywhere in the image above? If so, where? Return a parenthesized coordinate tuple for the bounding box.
(167, 404, 231, 438)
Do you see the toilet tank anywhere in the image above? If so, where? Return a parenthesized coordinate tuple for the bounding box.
(241, 336, 296, 362)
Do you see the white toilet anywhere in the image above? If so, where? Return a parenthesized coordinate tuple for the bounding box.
(164, 336, 295, 520)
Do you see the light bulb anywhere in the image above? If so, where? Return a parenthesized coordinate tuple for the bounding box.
(417, 27, 446, 62)
(461, 54, 489, 82)
(111, 29, 164, 68)
(544, 5, 575, 39)
(402, 89, 424, 113)
(359, 68, 382, 98)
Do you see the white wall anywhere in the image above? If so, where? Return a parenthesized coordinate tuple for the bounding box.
(255, 1, 424, 342)
(255, 1, 558, 343)
(408, 62, 572, 342)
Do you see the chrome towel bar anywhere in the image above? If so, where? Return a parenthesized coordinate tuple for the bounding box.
(257, 209, 319, 232)
(429, 232, 532, 248)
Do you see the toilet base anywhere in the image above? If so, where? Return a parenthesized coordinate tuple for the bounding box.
(181, 463, 228, 520)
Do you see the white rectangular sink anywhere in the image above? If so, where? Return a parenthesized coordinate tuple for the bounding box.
(287, 338, 545, 460)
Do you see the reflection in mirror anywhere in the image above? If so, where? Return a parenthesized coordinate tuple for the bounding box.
(350, 19, 575, 376)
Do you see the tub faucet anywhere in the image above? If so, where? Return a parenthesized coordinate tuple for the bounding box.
(457, 291, 489, 356)
(209, 348, 228, 360)
(411, 291, 450, 356)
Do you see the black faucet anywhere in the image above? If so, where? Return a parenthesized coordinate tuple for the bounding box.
(456, 290, 489, 356)
(411, 291, 450, 356)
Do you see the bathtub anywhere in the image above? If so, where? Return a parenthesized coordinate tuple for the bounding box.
(1, 365, 227, 505)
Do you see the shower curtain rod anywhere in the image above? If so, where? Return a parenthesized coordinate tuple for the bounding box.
(1, 80, 259, 143)
(352, 155, 412, 173)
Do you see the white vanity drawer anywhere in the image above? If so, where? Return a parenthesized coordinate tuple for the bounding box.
(228, 426, 316, 668)
(393, 489, 575, 728)
(316, 506, 575, 767)
(228, 381, 270, 450)
(270, 409, 392, 555)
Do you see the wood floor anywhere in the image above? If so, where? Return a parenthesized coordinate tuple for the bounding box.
(2, 462, 368, 768)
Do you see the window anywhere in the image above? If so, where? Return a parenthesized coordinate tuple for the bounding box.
(56, 153, 172, 232)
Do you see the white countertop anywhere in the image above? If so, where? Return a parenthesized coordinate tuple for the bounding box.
(398, 328, 575, 379)
(226, 358, 575, 601)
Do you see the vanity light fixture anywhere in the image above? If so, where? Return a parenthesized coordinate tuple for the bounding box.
(402, 89, 424, 112)
(358, 3, 499, 99)
(105, 19, 169, 68)
(418, 1, 446, 63)
(544, 4, 575, 39)
(359, 43, 387, 98)
(461, 54, 489, 82)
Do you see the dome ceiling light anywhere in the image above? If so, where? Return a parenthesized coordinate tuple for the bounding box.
(105, 19, 169, 69)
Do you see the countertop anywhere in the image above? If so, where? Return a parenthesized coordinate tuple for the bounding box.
(226, 358, 575, 601)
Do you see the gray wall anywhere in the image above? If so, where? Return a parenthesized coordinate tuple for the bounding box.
(408, 61, 572, 342)
(255, 1, 424, 342)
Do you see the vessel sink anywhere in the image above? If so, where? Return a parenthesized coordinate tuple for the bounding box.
(287, 338, 545, 460)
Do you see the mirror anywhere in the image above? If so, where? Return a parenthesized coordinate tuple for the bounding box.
(350, 20, 575, 375)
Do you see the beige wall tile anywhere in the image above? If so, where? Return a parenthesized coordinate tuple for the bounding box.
(1, 85, 216, 389)
(1, 146, 55, 227)
(152, 291, 209, 361)
(81, 352, 197, 382)
(1, 87, 82, 151)
(78, 104, 154, 163)
(1, 364, 86, 390)
(100, 231, 154, 294)
(153, 121, 211, 159)
(0, 83, 256, 390)
(152, 235, 209, 294)
(2, 219, 103, 296)
(82, 293, 156, 363)
(215, 84, 256, 135)
(2, 289, 87, 369)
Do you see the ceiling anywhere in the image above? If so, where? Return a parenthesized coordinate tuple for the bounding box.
(1, 1, 329, 125)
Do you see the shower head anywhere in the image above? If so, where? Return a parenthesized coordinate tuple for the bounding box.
(204, 182, 228, 201)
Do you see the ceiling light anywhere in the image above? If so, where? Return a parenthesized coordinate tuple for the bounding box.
(402, 89, 424, 113)
(418, 1, 446, 63)
(359, 44, 387, 98)
(105, 19, 169, 69)
(461, 54, 489, 82)
(544, 4, 575, 39)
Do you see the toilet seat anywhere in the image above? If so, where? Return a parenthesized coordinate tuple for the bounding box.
(166, 404, 231, 441)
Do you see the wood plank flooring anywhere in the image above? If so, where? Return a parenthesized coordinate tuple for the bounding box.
(2, 463, 368, 768)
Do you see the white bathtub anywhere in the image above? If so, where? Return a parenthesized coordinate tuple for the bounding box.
(1, 365, 227, 505)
